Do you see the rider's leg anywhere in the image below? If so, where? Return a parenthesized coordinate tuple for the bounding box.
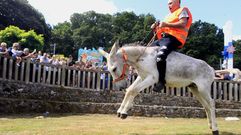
(153, 35, 181, 92)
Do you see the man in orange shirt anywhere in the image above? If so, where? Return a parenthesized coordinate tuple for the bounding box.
(151, 0, 192, 92)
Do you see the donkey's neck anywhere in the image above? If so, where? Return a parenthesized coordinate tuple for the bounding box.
(117, 46, 147, 66)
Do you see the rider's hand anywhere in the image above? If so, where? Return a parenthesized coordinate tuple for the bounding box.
(151, 23, 157, 29)
(151, 20, 160, 29)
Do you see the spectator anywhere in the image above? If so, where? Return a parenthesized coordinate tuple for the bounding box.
(59, 58, 67, 66)
(40, 53, 50, 64)
(0, 42, 8, 57)
(74, 61, 85, 69)
(85, 60, 94, 69)
(10, 43, 23, 66)
(67, 55, 75, 67)
(20, 48, 36, 60)
(52, 57, 60, 66)
(37, 51, 42, 59)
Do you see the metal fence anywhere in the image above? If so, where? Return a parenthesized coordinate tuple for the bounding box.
(0, 56, 240, 102)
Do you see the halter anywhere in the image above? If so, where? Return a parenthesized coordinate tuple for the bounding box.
(113, 48, 129, 83)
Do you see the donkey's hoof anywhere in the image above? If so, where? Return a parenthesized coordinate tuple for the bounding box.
(212, 130, 219, 135)
(120, 114, 128, 119)
(117, 113, 121, 117)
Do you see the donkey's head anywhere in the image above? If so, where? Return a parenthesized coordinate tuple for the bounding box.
(98, 41, 129, 89)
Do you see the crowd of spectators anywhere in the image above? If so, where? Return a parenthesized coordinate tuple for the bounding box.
(0, 42, 108, 71)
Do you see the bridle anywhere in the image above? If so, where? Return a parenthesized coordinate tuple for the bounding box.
(113, 48, 129, 83)
(112, 31, 155, 83)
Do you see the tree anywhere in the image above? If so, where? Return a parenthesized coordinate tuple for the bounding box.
(71, 11, 113, 50)
(233, 40, 241, 69)
(112, 12, 155, 44)
(0, 0, 51, 45)
(179, 20, 224, 69)
(0, 25, 44, 50)
(51, 22, 74, 57)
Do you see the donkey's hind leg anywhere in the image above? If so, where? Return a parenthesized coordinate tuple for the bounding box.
(188, 83, 219, 135)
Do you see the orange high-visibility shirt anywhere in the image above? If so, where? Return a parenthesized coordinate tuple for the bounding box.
(156, 7, 192, 48)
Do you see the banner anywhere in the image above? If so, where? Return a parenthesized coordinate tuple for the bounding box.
(78, 47, 103, 64)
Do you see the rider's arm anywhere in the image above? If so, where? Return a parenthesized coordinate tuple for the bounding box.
(159, 17, 188, 29)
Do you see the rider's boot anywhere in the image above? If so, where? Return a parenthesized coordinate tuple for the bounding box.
(153, 57, 166, 93)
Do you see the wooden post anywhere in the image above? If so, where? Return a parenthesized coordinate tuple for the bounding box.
(61, 66, 66, 86)
(72, 69, 76, 87)
(37, 65, 42, 83)
(42, 66, 46, 83)
(67, 69, 71, 86)
(229, 82, 233, 101)
(57, 68, 61, 85)
(32, 64, 36, 83)
(52, 67, 56, 85)
(2, 58, 7, 79)
(218, 81, 222, 100)
(82, 71, 86, 88)
(14, 62, 19, 81)
(8, 59, 13, 80)
(46, 66, 52, 84)
(87, 71, 91, 89)
(224, 82, 227, 100)
(20, 62, 25, 81)
(92, 72, 96, 89)
(234, 83, 238, 101)
(25, 59, 31, 83)
(96, 72, 101, 91)
(77, 70, 81, 87)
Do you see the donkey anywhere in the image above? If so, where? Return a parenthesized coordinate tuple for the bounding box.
(99, 42, 219, 135)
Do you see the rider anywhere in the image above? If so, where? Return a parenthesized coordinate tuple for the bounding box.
(151, 0, 193, 92)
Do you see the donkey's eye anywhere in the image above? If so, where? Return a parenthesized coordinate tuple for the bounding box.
(113, 67, 117, 72)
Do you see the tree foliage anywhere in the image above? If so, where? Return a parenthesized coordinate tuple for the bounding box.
(233, 40, 241, 69)
(0, 25, 44, 50)
(0, 0, 51, 44)
(53, 11, 155, 58)
(51, 22, 74, 56)
(180, 20, 224, 69)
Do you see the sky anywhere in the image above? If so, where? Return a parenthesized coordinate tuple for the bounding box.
(27, 0, 241, 40)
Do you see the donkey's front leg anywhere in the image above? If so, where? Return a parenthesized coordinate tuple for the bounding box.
(117, 76, 142, 118)
(119, 75, 156, 119)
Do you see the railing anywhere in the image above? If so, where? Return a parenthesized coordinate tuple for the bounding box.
(0, 56, 240, 102)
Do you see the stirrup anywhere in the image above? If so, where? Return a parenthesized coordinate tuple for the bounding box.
(153, 83, 164, 93)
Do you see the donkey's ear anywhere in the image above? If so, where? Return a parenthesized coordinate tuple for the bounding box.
(110, 40, 120, 57)
(98, 48, 109, 58)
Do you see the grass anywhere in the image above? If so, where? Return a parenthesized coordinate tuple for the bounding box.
(0, 114, 240, 135)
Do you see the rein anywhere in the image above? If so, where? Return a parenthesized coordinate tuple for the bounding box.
(136, 32, 156, 61)
(113, 48, 129, 83)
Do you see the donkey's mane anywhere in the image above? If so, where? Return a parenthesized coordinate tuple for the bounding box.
(120, 42, 159, 55)
(122, 42, 142, 47)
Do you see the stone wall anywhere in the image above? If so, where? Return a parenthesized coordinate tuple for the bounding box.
(0, 79, 241, 118)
